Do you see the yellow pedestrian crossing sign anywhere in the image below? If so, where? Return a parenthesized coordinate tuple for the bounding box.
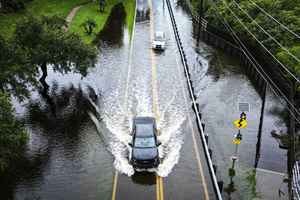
(234, 119, 247, 129)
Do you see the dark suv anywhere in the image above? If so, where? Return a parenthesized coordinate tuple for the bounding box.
(129, 117, 161, 169)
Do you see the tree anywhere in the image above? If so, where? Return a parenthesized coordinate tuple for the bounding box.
(0, 92, 28, 173)
(81, 19, 97, 35)
(0, 35, 37, 100)
(0, 0, 31, 12)
(205, 0, 300, 77)
(14, 15, 97, 89)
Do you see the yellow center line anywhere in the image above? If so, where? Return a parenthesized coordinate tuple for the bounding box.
(111, 172, 118, 200)
(111, 0, 137, 199)
(156, 176, 160, 200)
(149, 0, 164, 200)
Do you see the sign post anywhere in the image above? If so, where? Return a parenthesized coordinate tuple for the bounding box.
(231, 112, 247, 169)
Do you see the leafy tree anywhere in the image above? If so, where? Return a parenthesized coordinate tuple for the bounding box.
(205, 0, 300, 77)
(0, 15, 97, 174)
(0, 92, 28, 173)
(81, 19, 97, 35)
(0, 35, 37, 100)
(14, 15, 97, 89)
(277, 46, 300, 77)
(0, 0, 31, 12)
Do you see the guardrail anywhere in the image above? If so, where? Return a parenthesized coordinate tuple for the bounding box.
(165, 0, 223, 199)
(293, 161, 300, 199)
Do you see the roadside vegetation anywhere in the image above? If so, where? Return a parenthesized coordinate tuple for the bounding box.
(123, 0, 136, 37)
(200, 0, 300, 77)
(69, 0, 121, 44)
(69, 0, 136, 44)
(0, 0, 89, 39)
(0, 14, 97, 174)
(0, 0, 136, 174)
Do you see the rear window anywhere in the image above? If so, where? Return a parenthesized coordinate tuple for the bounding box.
(135, 137, 156, 148)
(136, 124, 154, 137)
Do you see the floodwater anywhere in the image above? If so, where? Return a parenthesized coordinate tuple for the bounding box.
(1, 0, 292, 199)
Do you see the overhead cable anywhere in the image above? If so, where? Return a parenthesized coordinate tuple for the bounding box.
(220, 0, 300, 83)
(231, 0, 300, 67)
(207, 0, 300, 123)
(248, 0, 300, 41)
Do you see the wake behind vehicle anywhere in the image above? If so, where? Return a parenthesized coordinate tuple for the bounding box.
(129, 117, 161, 169)
(152, 31, 166, 51)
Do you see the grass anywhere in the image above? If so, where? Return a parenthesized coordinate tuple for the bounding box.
(69, 0, 121, 44)
(0, 0, 89, 39)
(123, 0, 136, 38)
(0, 0, 136, 44)
(69, 0, 136, 44)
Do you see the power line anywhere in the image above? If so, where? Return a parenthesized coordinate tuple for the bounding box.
(206, 0, 300, 124)
(220, 0, 300, 83)
(184, 0, 300, 121)
(248, 0, 300, 41)
(231, 0, 300, 67)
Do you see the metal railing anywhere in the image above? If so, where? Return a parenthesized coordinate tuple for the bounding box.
(165, 0, 223, 199)
(293, 161, 300, 199)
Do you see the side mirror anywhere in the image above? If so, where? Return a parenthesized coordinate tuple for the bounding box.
(128, 143, 133, 147)
(157, 142, 162, 146)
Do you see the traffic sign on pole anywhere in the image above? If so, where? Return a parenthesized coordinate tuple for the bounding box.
(234, 119, 247, 129)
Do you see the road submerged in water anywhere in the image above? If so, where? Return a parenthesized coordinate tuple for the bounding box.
(1, 0, 291, 199)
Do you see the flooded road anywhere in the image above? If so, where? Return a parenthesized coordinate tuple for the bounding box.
(1, 0, 292, 199)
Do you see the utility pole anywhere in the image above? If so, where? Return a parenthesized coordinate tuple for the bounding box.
(254, 83, 267, 169)
(288, 80, 296, 199)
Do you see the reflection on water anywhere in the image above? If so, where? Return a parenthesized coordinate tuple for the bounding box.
(95, 3, 126, 46)
(170, 0, 293, 198)
(3, 1, 132, 199)
(3, 0, 297, 199)
(1, 83, 115, 200)
(28, 83, 97, 132)
(136, 0, 149, 22)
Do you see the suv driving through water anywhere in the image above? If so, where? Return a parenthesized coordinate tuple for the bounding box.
(129, 117, 161, 169)
(152, 31, 166, 50)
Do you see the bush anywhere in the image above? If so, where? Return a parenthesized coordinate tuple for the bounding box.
(81, 18, 97, 35)
(0, 0, 32, 12)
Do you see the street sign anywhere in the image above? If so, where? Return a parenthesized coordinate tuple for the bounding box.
(234, 112, 247, 129)
(238, 102, 250, 112)
(234, 119, 247, 129)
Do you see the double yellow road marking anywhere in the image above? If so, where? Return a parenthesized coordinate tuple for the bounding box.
(149, 0, 165, 200)
(156, 176, 164, 200)
(111, 172, 118, 200)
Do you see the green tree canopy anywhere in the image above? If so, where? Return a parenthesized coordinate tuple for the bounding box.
(0, 35, 36, 100)
(14, 15, 97, 82)
(205, 0, 300, 77)
(0, 15, 98, 174)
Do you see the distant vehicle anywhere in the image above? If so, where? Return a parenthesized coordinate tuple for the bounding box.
(129, 117, 161, 169)
(152, 31, 166, 50)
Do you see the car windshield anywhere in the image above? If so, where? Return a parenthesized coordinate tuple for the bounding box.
(136, 124, 153, 137)
(155, 33, 164, 41)
(134, 137, 156, 148)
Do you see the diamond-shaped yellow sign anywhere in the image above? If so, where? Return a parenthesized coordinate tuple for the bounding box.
(234, 119, 247, 129)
